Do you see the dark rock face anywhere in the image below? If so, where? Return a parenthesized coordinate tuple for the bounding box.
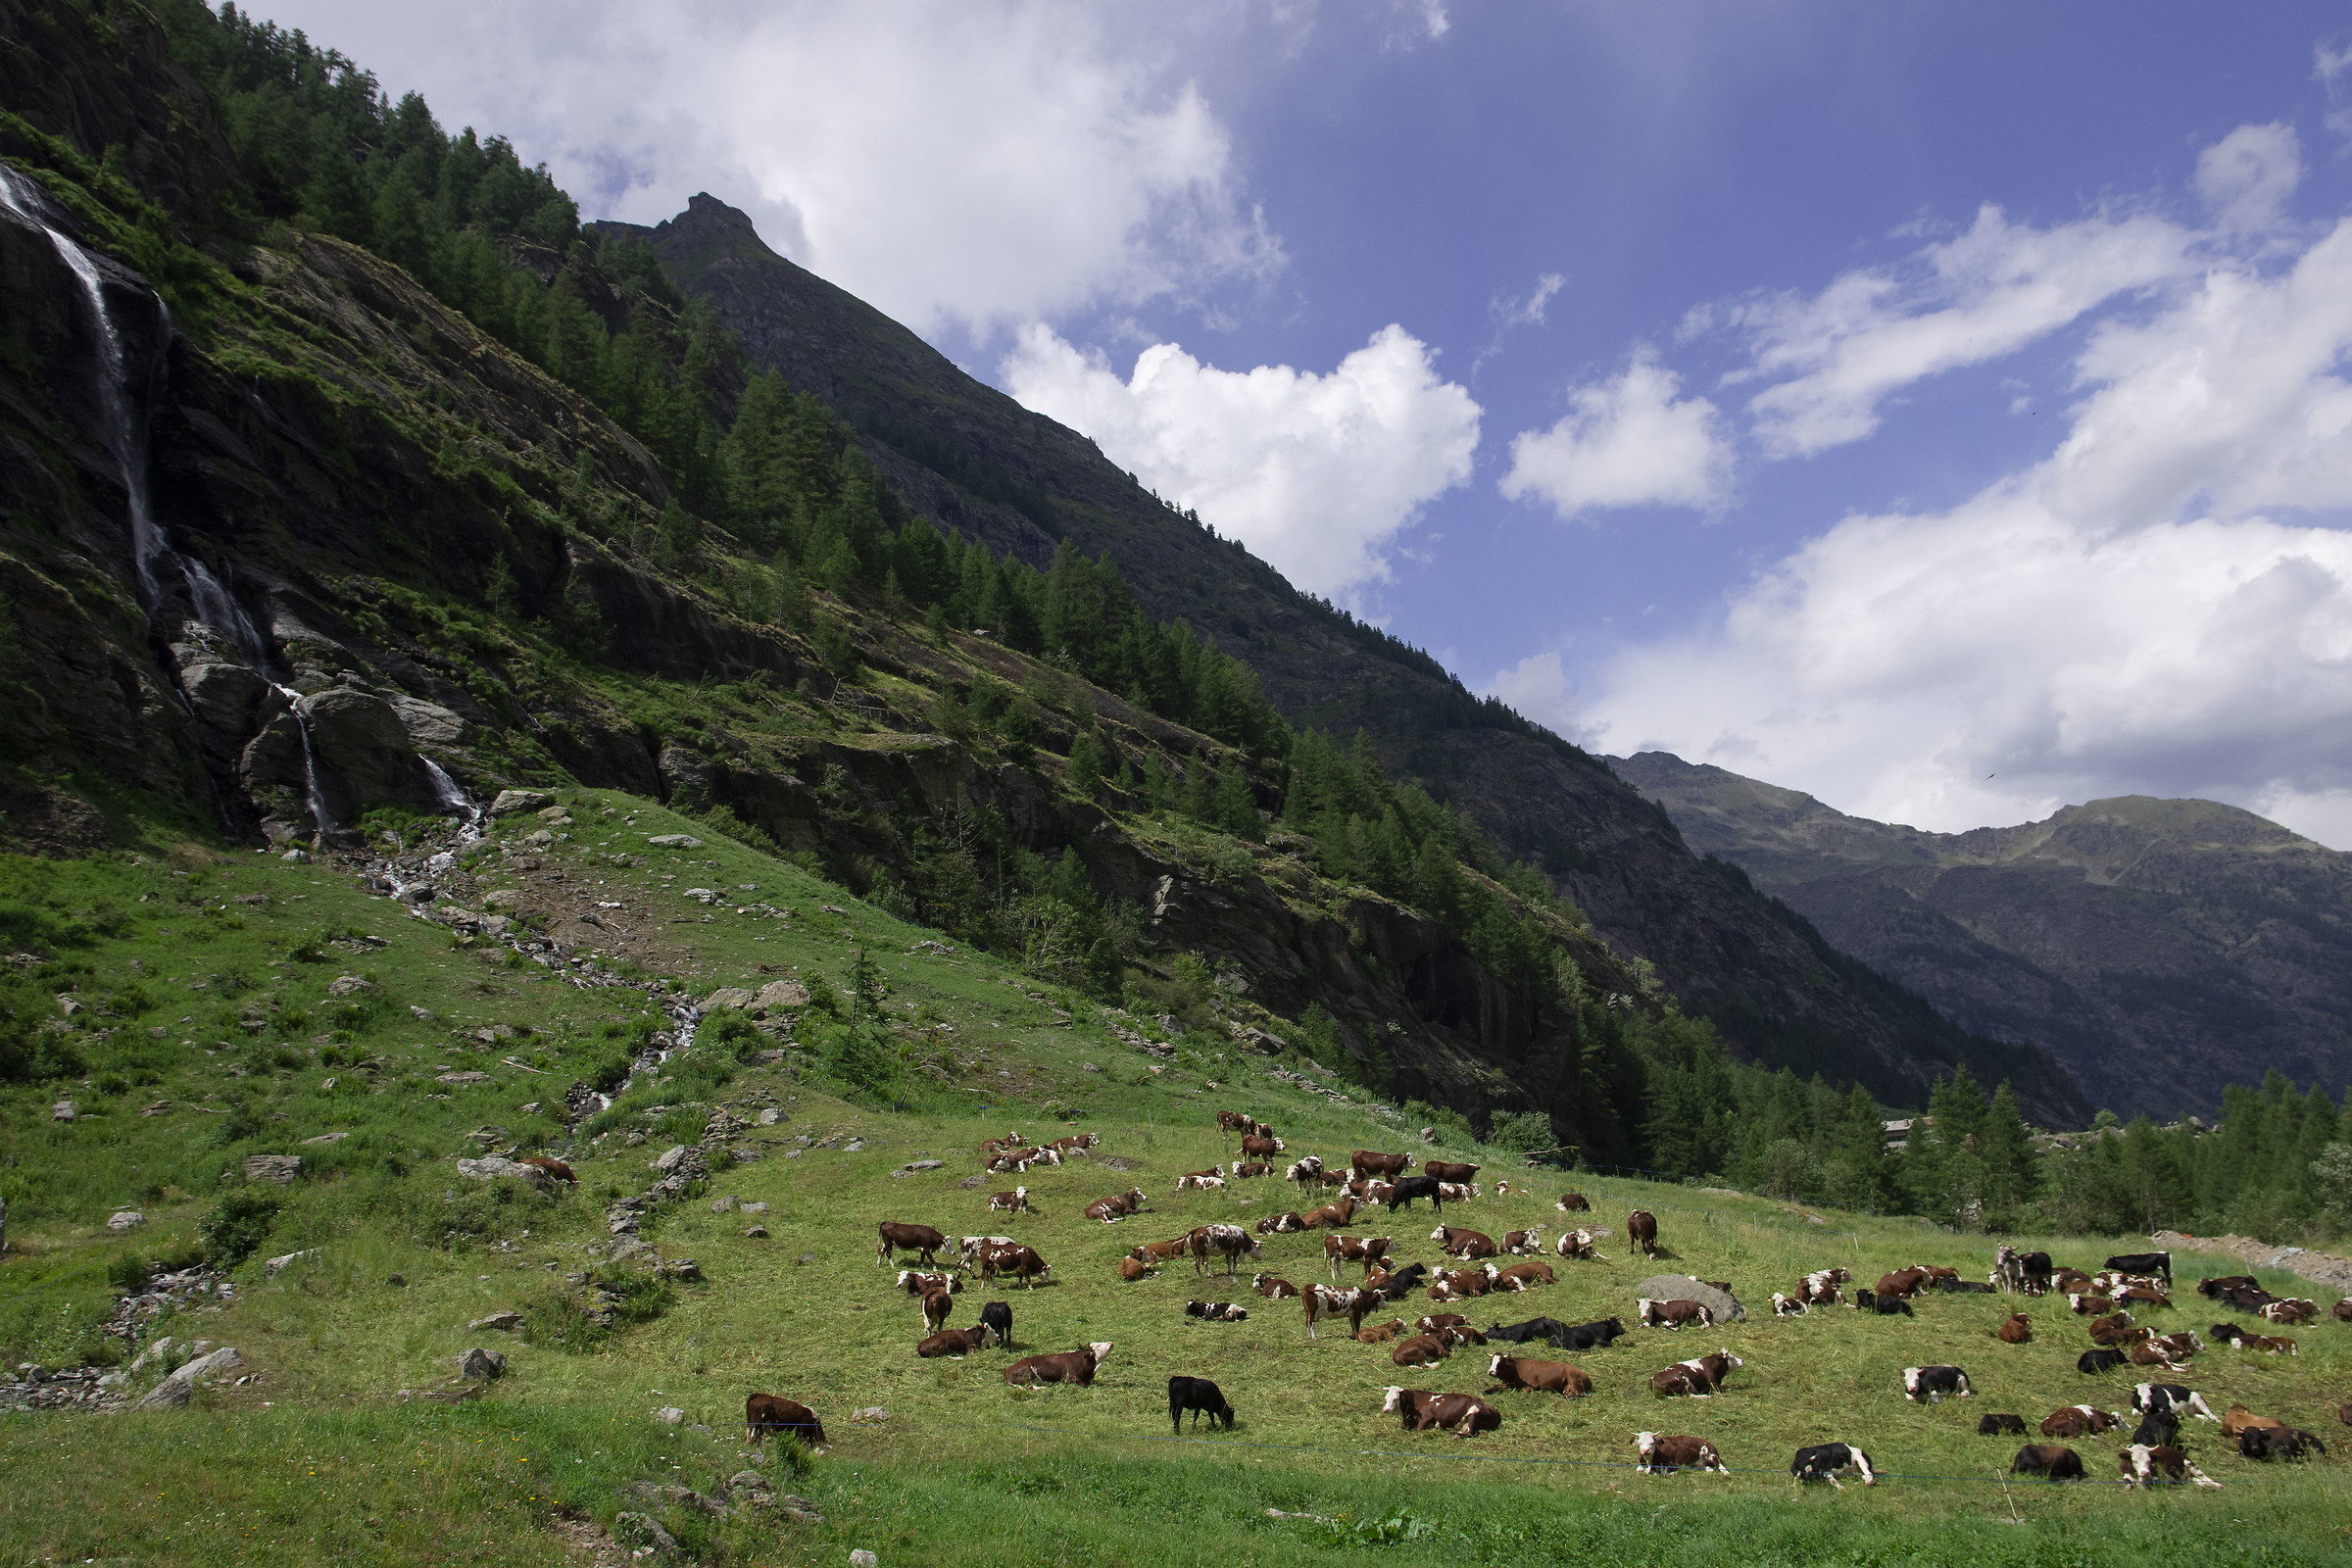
(1616, 751, 2352, 1117)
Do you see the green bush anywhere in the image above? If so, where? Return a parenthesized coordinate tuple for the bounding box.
(197, 1188, 281, 1266)
(1486, 1109, 1557, 1155)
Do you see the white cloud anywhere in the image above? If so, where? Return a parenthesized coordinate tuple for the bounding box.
(1498, 354, 1731, 518)
(1566, 218, 2352, 850)
(1733, 204, 2201, 457)
(2195, 122, 2302, 234)
(1001, 324, 1481, 598)
(249, 0, 1280, 337)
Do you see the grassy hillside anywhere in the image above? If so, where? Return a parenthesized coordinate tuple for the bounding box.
(3, 801, 2346, 1565)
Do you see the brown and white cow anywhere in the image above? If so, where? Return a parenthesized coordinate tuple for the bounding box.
(1486, 1354, 1592, 1396)
(1003, 1343, 1112, 1387)
(745, 1393, 826, 1447)
(1256, 1212, 1306, 1235)
(877, 1222, 950, 1267)
(1556, 1192, 1592, 1212)
(2258, 1298, 2318, 1325)
(1997, 1314, 2033, 1344)
(1500, 1228, 1546, 1255)
(1216, 1109, 1257, 1139)
(2069, 1292, 2116, 1315)
(2221, 1405, 2283, 1440)
(1284, 1155, 1326, 1192)
(1197, 1222, 1260, 1277)
(1129, 1236, 1189, 1268)
(1392, 1333, 1450, 1368)
(1770, 1293, 1808, 1317)
(920, 1288, 956, 1333)
(1639, 1298, 1713, 1330)
(1302, 1284, 1372, 1339)
(1428, 1268, 1493, 1301)
(1352, 1149, 1413, 1178)
(981, 1133, 1028, 1154)
(1485, 1260, 1556, 1293)
(1797, 1268, 1848, 1305)
(1875, 1268, 1931, 1299)
(516, 1154, 575, 1184)
(980, 1243, 1050, 1290)
(896, 1269, 960, 1298)
(1115, 1255, 1152, 1282)
(2120, 1445, 2222, 1489)
(1229, 1161, 1273, 1179)
(1252, 1272, 1300, 1298)
(1425, 1160, 1480, 1185)
(2040, 1404, 2124, 1439)
(1634, 1432, 1727, 1474)
(1174, 1170, 1227, 1194)
(1382, 1387, 1500, 1436)
(1326, 1233, 1394, 1277)
(1084, 1188, 1150, 1223)
(1651, 1350, 1741, 1397)
(1433, 1225, 1498, 1260)
(2119, 1285, 2172, 1309)
(1300, 1198, 1357, 1230)
(1627, 1210, 1658, 1259)
(1555, 1228, 1608, 1261)
(1240, 1133, 1285, 1159)
(916, 1323, 997, 1358)
(989, 1188, 1032, 1213)
(1436, 1182, 1481, 1204)
(1355, 1319, 1407, 1345)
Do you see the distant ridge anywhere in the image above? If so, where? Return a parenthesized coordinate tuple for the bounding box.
(1613, 752, 2352, 1117)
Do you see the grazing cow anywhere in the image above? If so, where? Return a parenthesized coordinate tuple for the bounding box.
(2040, 1405, 2123, 1438)
(1500, 1228, 1545, 1255)
(921, 1288, 956, 1333)
(897, 1269, 960, 1298)
(980, 1244, 1050, 1290)
(917, 1324, 997, 1358)
(1300, 1199, 1357, 1230)
(2104, 1250, 2172, 1283)
(2011, 1445, 2084, 1481)
(1253, 1273, 1300, 1299)
(1352, 1150, 1412, 1178)
(1229, 1161, 1272, 1179)
(517, 1154, 575, 1184)
(1184, 1300, 1249, 1322)
(1432, 1226, 1497, 1259)
(1198, 1222, 1260, 1278)
(1486, 1354, 1592, 1396)
(1488, 1316, 1573, 1348)
(1634, 1432, 1728, 1475)
(1640, 1298, 1713, 1330)
(2121, 1445, 2222, 1488)
(877, 1222, 950, 1267)
(1876, 1269, 1931, 1299)
(1851, 1290, 1913, 1317)
(1326, 1234, 1394, 1277)
(1115, 1256, 1152, 1281)
(2133, 1384, 2220, 1423)
(1382, 1387, 1500, 1437)
(1902, 1365, 1972, 1403)
(1392, 1333, 1450, 1368)
(1216, 1110, 1256, 1139)
(1386, 1176, 1445, 1213)
(1302, 1284, 1373, 1339)
(1790, 1444, 1878, 1489)
(1168, 1375, 1235, 1434)
(989, 1188, 1032, 1213)
(1555, 1228, 1607, 1261)
(1003, 1343, 1113, 1387)
(1559, 1317, 1629, 1351)
(1355, 1319, 1407, 1345)
(1174, 1171, 1228, 1194)
(2258, 1298, 2317, 1325)
(745, 1394, 826, 1448)
(1425, 1159, 1480, 1184)
(1486, 1261, 1556, 1293)
(1255, 1212, 1306, 1235)
(1771, 1293, 1808, 1318)
(1557, 1192, 1592, 1212)
(1627, 1210, 1658, 1258)
(1428, 1268, 1493, 1301)
(978, 1300, 1011, 1347)
(1240, 1134, 1284, 1160)
(1997, 1314, 2033, 1344)
(1085, 1188, 1150, 1223)
(2078, 1348, 2129, 1374)
(1978, 1413, 2028, 1436)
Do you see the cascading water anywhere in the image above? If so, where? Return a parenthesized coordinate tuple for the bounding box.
(0, 163, 345, 842)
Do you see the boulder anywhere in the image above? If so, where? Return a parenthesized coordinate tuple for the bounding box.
(51, 1100, 74, 1121)
(1633, 1274, 1747, 1323)
(178, 659, 274, 737)
(298, 687, 435, 809)
(651, 1145, 689, 1174)
(652, 1405, 685, 1425)
(892, 1160, 943, 1177)
(326, 974, 377, 998)
(645, 834, 703, 849)
(702, 986, 756, 1011)
(487, 789, 551, 816)
(134, 1346, 240, 1409)
(754, 979, 809, 1013)
(454, 1347, 506, 1381)
(468, 1311, 524, 1333)
(263, 1249, 320, 1275)
(386, 693, 467, 747)
(455, 1155, 546, 1187)
(758, 1109, 784, 1126)
(612, 1513, 678, 1554)
(242, 1154, 303, 1184)
(107, 1210, 144, 1231)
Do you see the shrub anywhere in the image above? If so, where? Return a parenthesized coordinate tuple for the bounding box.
(198, 1188, 281, 1266)
(1486, 1109, 1556, 1155)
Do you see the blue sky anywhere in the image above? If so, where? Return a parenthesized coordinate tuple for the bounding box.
(264, 2, 2352, 846)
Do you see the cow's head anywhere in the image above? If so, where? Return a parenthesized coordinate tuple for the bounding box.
(1380, 1386, 1406, 1412)
(1633, 1432, 1658, 1460)
(1087, 1342, 1113, 1364)
(1488, 1353, 1506, 1377)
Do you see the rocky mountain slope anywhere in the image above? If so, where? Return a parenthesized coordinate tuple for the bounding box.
(0, 1, 2083, 1127)
(1613, 752, 2352, 1117)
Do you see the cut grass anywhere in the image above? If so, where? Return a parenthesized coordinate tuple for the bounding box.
(4, 797, 2350, 1564)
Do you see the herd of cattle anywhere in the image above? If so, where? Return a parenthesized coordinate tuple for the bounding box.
(749, 1116, 2346, 1490)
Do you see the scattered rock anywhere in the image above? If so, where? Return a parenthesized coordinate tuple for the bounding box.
(134, 1346, 240, 1409)
(740, 1200, 768, 1214)
(386, 1273, 406, 1288)
(646, 834, 703, 849)
(851, 1551, 878, 1568)
(264, 1249, 320, 1275)
(455, 1155, 548, 1187)
(51, 1101, 74, 1122)
(754, 979, 809, 1011)
(744, 1225, 768, 1238)
(302, 1130, 349, 1146)
(851, 1406, 888, 1423)
(758, 1108, 784, 1126)
(892, 1160, 943, 1177)
(281, 848, 309, 863)
(455, 1347, 506, 1381)
(797, 1252, 817, 1266)
(410, 1005, 436, 1022)
(326, 974, 377, 998)
(242, 1154, 303, 1184)
(468, 1311, 523, 1332)
(652, 1405, 685, 1425)
(651, 1145, 689, 1174)
(488, 789, 552, 816)
(107, 1210, 145, 1231)
(139, 1100, 172, 1117)
(612, 1512, 678, 1554)
(415, 1380, 483, 1403)
(702, 985, 755, 1009)
(710, 1194, 738, 1214)
(436, 1071, 492, 1085)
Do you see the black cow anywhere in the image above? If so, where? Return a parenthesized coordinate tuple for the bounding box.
(1790, 1443, 1877, 1488)
(1168, 1375, 1236, 1434)
(1370, 1262, 1430, 1298)
(1854, 1289, 1913, 1317)
(1557, 1317, 1627, 1350)
(1384, 1175, 1445, 1213)
(1936, 1277, 1997, 1294)
(2130, 1410, 2180, 1448)
(2104, 1250, 2172, 1282)
(2077, 1348, 2129, 1374)
(2012, 1445, 2084, 1480)
(1487, 1316, 1572, 1348)
(979, 1299, 1013, 1348)
(1978, 1413, 2028, 1436)
(2239, 1427, 2327, 1461)
(1903, 1365, 1971, 1402)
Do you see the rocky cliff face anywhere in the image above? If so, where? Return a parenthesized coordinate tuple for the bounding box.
(1614, 752, 2352, 1117)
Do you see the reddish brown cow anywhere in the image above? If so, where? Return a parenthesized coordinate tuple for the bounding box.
(1256, 1212, 1306, 1235)
(1650, 1350, 1741, 1396)
(1230, 1161, 1273, 1179)
(1500, 1229, 1545, 1255)
(1382, 1387, 1500, 1436)
(1115, 1256, 1152, 1282)
(1486, 1354, 1592, 1396)
(1003, 1343, 1112, 1386)
(1634, 1433, 1727, 1474)
(1252, 1273, 1300, 1298)
(2041, 1405, 2123, 1438)
(1130, 1237, 1189, 1266)
(2120, 1286, 2172, 1309)
(1351, 1150, 1413, 1178)
(1432, 1226, 1497, 1259)
(1997, 1314, 2033, 1344)
(1556, 1192, 1592, 1212)
(2259, 1298, 2317, 1325)
(896, 1269, 959, 1298)
(1487, 1261, 1556, 1293)
(2332, 1298, 2352, 1322)
(1639, 1298, 1713, 1330)
(1417, 1313, 1469, 1335)
(2070, 1293, 2117, 1315)
(1355, 1319, 1407, 1344)
(1392, 1333, 1450, 1368)
(1627, 1210, 1659, 1259)
(1084, 1188, 1150, 1223)
(1216, 1110, 1256, 1138)
(917, 1324, 997, 1358)
(980, 1244, 1050, 1290)
(877, 1222, 950, 1267)
(1428, 1268, 1492, 1301)
(1302, 1284, 1373, 1339)
(1240, 1134, 1284, 1159)
(517, 1154, 575, 1184)
(1875, 1268, 1931, 1298)
(1300, 1198, 1357, 1230)
(746, 1394, 826, 1446)
(1424, 1160, 1480, 1184)
(920, 1288, 956, 1333)
(1325, 1234, 1394, 1277)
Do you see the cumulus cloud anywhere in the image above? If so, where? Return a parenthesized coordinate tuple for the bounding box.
(2195, 122, 2303, 235)
(1498, 354, 1732, 518)
(252, 0, 1281, 337)
(1001, 324, 1481, 598)
(1566, 215, 2352, 850)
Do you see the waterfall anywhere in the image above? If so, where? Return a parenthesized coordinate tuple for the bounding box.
(422, 758, 483, 838)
